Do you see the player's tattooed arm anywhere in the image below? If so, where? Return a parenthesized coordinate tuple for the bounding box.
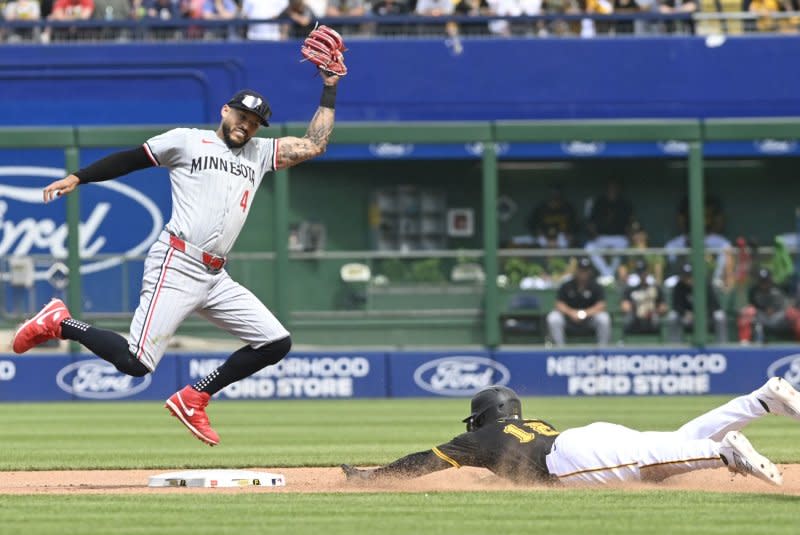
(275, 73, 339, 169)
(275, 107, 335, 169)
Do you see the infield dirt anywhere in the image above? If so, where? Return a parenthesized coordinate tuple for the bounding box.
(1, 465, 799, 495)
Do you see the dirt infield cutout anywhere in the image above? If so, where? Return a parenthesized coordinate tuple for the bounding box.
(1, 465, 799, 495)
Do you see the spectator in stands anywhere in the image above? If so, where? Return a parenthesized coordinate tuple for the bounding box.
(326, 0, 365, 17)
(373, 0, 409, 15)
(617, 220, 664, 285)
(612, 0, 642, 34)
(242, 0, 286, 40)
(453, 0, 493, 36)
(203, 0, 237, 19)
(547, 257, 611, 346)
(140, 0, 182, 19)
(665, 233, 732, 288)
(528, 184, 576, 249)
(738, 267, 800, 343)
(49, 0, 94, 41)
(657, 0, 698, 34)
(584, 178, 634, 284)
(92, 0, 132, 40)
(483, 0, 542, 37)
(541, 0, 577, 36)
(202, 0, 238, 39)
(372, 0, 411, 35)
(51, 0, 93, 19)
(666, 193, 732, 287)
(138, 0, 182, 39)
(279, 0, 316, 39)
(325, 0, 366, 37)
(179, 0, 205, 38)
(3, 0, 42, 42)
(676, 192, 725, 237)
(415, 0, 459, 39)
(578, 0, 614, 37)
(305, 0, 326, 18)
(41, 0, 54, 17)
(746, 0, 785, 32)
(620, 259, 668, 336)
(181, 0, 203, 18)
(665, 262, 728, 344)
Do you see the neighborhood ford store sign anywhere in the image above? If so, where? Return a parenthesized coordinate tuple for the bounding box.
(2, 348, 800, 401)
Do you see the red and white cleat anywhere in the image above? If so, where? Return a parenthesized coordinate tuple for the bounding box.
(12, 298, 71, 354)
(165, 385, 220, 446)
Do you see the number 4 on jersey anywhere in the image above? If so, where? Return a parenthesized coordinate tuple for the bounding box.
(240, 190, 250, 212)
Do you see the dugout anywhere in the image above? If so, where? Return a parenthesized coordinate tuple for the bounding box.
(2, 119, 799, 349)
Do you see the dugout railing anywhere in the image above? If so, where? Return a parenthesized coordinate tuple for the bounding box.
(1, 118, 799, 349)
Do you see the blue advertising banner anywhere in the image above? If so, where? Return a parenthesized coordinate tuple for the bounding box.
(60, 355, 178, 401)
(176, 351, 387, 400)
(0, 355, 178, 401)
(388, 350, 496, 398)
(1, 347, 799, 401)
(494, 347, 800, 396)
(0, 355, 73, 401)
(0, 147, 170, 314)
(318, 141, 800, 162)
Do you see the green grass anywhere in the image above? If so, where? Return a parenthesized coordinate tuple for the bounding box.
(0, 396, 798, 470)
(1, 396, 799, 535)
(0, 491, 798, 535)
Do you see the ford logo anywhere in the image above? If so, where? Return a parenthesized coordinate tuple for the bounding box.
(0, 166, 163, 278)
(658, 140, 689, 155)
(766, 354, 800, 387)
(0, 360, 15, 381)
(56, 360, 152, 399)
(368, 143, 414, 158)
(561, 141, 605, 156)
(464, 142, 510, 157)
(413, 356, 510, 396)
(754, 139, 797, 155)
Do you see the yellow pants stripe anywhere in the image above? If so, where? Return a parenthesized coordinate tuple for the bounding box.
(432, 447, 461, 469)
(640, 456, 721, 469)
(557, 462, 638, 479)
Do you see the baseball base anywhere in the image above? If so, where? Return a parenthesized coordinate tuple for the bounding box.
(148, 469, 286, 488)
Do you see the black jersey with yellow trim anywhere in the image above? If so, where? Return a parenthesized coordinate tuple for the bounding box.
(433, 418, 560, 483)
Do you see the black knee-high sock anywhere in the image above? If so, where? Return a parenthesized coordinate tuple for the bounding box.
(194, 336, 292, 395)
(60, 318, 150, 377)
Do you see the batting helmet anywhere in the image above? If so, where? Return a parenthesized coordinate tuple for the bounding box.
(462, 385, 522, 432)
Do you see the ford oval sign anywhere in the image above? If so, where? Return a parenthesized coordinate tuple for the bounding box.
(0, 166, 163, 278)
(56, 361, 152, 399)
(766, 354, 800, 387)
(413, 356, 510, 396)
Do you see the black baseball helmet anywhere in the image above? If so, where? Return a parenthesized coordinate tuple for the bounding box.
(462, 385, 522, 432)
(226, 89, 272, 126)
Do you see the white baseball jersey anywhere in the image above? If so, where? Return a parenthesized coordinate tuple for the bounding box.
(129, 128, 289, 371)
(144, 128, 278, 256)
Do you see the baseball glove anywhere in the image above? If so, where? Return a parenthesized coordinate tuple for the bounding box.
(301, 25, 348, 77)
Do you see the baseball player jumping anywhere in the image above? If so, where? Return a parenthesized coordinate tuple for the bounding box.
(12, 26, 348, 447)
(343, 378, 800, 487)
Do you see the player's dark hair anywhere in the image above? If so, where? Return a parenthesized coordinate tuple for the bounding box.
(462, 386, 522, 432)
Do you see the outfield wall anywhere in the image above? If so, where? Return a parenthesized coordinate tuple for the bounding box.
(1, 37, 799, 126)
(1, 347, 798, 401)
